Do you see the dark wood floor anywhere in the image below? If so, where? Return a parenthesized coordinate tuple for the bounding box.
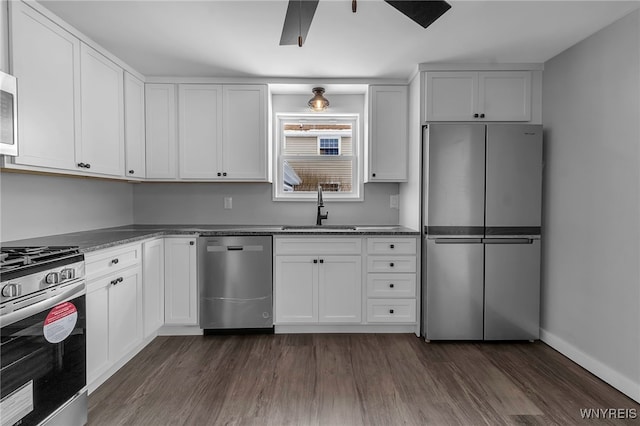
(88, 334, 640, 425)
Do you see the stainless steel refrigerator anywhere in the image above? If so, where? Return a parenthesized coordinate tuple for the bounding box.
(423, 124, 542, 340)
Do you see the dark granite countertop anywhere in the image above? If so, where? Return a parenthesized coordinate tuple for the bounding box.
(2, 224, 419, 253)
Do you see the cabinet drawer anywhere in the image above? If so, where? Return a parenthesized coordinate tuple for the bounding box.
(367, 273, 416, 298)
(85, 243, 142, 279)
(367, 256, 416, 273)
(367, 299, 416, 323)
(367, 238, 416, 255)
(275, 238, 362, 255)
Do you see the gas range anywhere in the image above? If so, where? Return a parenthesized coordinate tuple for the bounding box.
(0, 245, 88, 426)
(0, 246, 85, 315)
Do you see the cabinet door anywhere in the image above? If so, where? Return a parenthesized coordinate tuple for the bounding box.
(143, 239, 165, 338)
(426, 239, 484, 340)
(78, 43, 124, 176)
(222, 85, 267, 180)
(86, 283, 109, 384)
(425, 72, 477, 121)
(178, 84, 222, 178)
(145, 84, 177, 178)
(164, 238, 197, 325)
(478, 71, 531, 122)
(108, 267, 143, 362)
(274, 256, 318, 323)
(124, 72, 146, 178)
(11, 1, 80, 170)
(484, 240, 540, 340)
(318, 256, 362, 323)
(368, 86, 408, 181)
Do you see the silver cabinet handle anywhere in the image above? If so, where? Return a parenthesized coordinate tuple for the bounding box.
(434, 238, 483, 244)
(483, 238, 533, 244)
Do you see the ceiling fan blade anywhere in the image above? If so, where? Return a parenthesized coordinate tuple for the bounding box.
(279, 0, 320, 46)
(384, 0, 451, 29)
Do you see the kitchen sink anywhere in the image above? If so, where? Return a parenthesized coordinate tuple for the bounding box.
(354, 226, 401, 231)
(281, 225, 357, 231)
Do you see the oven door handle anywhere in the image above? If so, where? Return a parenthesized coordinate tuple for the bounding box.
(1, 281, 86, 327)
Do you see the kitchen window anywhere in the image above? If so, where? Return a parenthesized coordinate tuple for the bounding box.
(274, 114, 361, 201)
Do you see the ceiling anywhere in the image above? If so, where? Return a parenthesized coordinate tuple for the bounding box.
(38, 0, 640, 81)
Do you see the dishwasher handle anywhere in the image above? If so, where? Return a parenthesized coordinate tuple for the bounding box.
(227, 246, 244, 251)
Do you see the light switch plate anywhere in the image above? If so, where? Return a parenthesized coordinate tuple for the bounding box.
(224, 197, 232, 209)
(390, 194, 399, 209)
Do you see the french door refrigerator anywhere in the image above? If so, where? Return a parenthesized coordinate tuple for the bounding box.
(424, 123, 542, 340)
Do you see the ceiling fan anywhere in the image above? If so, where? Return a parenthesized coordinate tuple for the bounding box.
(279, 0, 451, 47)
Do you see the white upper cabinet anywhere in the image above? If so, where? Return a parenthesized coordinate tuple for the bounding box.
(178, 84, 223, 179)
(145, 84, 178, 178)
(477, 72, 532, 122)
(124, 72, 146, 178)
(78, 43, 125, 176)
(425, 71, 532, 122)
(10, 1, 80, 170)
(148, 84, 268, 181)
(368, 85, 408, 182)
(9, 1, 129, 178)
(222, 85, 268, 180)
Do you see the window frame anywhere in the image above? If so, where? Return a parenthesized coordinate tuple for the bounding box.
(273, 113, 362, 202)
(317, 136, 341, 156)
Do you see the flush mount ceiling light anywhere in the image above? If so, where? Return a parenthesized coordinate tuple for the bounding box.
(308, 87, 329, 112)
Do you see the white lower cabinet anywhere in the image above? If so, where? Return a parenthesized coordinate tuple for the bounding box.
(86, 259, 142, 389)
(274, 255, 317, 323)
(107, 267, 143, 361)
(164, 237, 198, 325)
(365, 237, 418, 324)
(143, 238, 165, 337)
(274, 238, 362, 324)
(318, 256, 362, 323)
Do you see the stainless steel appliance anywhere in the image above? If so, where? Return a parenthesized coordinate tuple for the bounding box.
(423, 124, 542, 341)
(198, 236, 273, 333)
(0, 71, 18, 156)
(0, 246, 87, 426)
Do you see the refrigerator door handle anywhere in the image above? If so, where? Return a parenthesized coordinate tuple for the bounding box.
(482, 238, 533, 244)
(434, 238, 483, 244)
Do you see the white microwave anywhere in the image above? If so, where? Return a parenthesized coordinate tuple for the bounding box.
(0, 70, 18, 156)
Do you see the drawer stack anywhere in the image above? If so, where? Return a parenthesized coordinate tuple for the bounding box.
(366, 238, 417, 323)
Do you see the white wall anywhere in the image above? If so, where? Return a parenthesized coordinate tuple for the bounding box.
(133, 182, 399, 225)
(398, 73, 421, 231)
(541, 10, 640, 402)
(1, 173, 134, 242)
(1, 0, 8, 73)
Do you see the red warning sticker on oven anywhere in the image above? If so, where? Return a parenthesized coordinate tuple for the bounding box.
(43, 302, 78, 343)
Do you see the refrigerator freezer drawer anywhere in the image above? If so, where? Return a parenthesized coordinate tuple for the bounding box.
(484, 239, 541, 340)
(426, 239, 484, 340)
(367, 299, 416, 323)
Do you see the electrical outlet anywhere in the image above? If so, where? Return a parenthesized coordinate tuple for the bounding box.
(390, 194, 399, 209)
(224, 197, 232, 209)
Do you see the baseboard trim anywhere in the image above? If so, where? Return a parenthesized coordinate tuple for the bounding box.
(540, 328, 640, 403)
(158, 325, 203, 336)
(275, 324, 417, 334)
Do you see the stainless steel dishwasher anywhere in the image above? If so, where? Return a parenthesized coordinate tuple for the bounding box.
(198, 235, 273, 333)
